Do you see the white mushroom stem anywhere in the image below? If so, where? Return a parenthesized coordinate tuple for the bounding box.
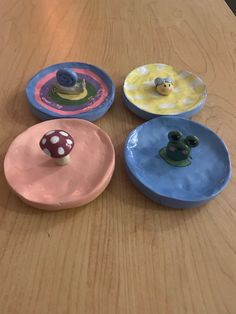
(54, 155, 70, 166)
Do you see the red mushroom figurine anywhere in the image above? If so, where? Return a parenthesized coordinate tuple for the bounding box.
(39, 130, 74, 166)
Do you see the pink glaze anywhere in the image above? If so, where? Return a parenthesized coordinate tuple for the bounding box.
(4, 119, 115, 210)
(34, 68, 109, 114)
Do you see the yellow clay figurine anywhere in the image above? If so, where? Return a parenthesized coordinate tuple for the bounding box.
(154, 77, 174, 96)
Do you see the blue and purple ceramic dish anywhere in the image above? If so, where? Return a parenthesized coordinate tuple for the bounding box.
(26, 62, 115, 122)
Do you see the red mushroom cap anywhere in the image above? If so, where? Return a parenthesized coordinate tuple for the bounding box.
(40, 130, 74, 158)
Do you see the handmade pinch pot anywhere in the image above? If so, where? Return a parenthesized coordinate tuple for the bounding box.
(4, 119, 115, 210)
(26, 62, 115, 122)
(123, 64, 207, 120)
(124, 117, 231, 209)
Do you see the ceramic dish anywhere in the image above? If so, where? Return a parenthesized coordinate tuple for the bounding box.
(26, 62, 115, 121)
(124, 117, 231, 208)
(123, 64, 207, 120)
(4, 119, 115, 210)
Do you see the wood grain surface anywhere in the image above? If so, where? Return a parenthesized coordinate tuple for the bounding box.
(0, 0, 235, 313)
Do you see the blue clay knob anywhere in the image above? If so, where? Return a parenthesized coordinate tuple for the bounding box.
(56, 68, 78, 87)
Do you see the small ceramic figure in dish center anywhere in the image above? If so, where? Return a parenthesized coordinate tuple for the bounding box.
(40, 129, 75, 166)
(54, 68, 87, 100)
(154, 77, 174, 96)
(159, 130, 199, 166)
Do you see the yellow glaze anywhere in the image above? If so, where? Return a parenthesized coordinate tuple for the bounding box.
(56, 88, 88, 100)
(156, 82, 174, 96)
(124, 64, 207, 115)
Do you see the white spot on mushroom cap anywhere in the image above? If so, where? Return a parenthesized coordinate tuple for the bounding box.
(43, 148, 51, 156)
(50, 136, 60, 144)
(58, 147, 65, 155)
(66, 139, 73, 145)
(41, 138, 46, 145)
(59, 131, 68, 137)
(46, 130, 55, 136)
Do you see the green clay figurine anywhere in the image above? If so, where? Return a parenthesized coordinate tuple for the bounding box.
(159, 131, 199, 167)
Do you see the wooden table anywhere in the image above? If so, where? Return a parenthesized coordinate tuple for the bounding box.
(0, 0, 235, 313)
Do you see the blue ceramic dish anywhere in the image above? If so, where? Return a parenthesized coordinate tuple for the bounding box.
(124, 117, 231, 208)
(26, 62, 115, 122)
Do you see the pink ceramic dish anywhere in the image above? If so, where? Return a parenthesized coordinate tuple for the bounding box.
(4, 119, 115, 210)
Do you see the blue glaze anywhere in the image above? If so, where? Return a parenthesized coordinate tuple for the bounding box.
(124, 117, 231, 209)
(123, 90, 207, 120)
(26, 62, 115, 122)
(56, 68, 78, 87)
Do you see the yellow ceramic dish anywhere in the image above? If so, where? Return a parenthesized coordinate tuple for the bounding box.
(123, 64, 207, 115)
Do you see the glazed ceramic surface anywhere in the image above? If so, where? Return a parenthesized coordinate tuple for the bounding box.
(26, 62, 115, 121)
(4, 119, 115, 210)
(123, 64, 207, 119)
(124, 117, 231, 208)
